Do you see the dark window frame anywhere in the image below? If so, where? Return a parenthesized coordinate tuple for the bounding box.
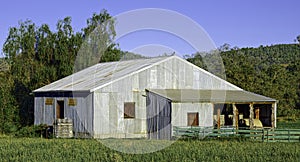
(124, 102, 135, 119)
(68, 98, 77, 106)
(187, 112, 199, 126)
(45, 98, 53, 105)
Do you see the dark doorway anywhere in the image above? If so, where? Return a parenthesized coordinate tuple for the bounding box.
(213, 104, 233, 126)
(254, 104, 272, 127)
(56, 100, 64, 119)
(236, 104, 250, 119)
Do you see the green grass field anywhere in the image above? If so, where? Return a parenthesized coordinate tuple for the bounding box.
(277, 119, 300, 129)
(0, 119, 299, 161)
(0, 138, 299, 161)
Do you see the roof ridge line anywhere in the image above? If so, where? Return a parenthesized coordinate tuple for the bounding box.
(33, 56, 173, 92)
(91, 56, 176, 92)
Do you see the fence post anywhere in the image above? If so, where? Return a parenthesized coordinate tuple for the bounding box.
(267, 129, 269, 142)
(262, 129, 265, 142)
(288, 129, 290, 142)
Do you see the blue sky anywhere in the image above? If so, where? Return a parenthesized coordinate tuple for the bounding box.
(1, 0, 299, 56)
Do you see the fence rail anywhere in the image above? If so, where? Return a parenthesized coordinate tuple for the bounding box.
(173, 126, 300, 142)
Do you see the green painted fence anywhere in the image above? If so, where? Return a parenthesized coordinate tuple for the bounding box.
(263, 129, 300, 142)
(173, 126, 300, 142)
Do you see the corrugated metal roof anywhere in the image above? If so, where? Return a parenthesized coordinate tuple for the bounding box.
(34, 56, 171, 92)
(147, 89, 276, 103)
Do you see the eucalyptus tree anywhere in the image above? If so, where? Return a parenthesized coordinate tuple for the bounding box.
(0, 60, 19, 133)
(75, 9, 122, 72)
(2, 10, 121, 127)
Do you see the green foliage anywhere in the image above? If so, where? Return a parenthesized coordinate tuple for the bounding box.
(15, 124, 49, 138)
(186, 44, 300, 117)
(75, 9, 121, 72)
(297, 35, 300, 44)
(1, 10, 122, 132)
(277, 118, 300, 129)
(0, 67, 20, 134)
(0, 138, 299, 161)
(185, 52, 207, 69)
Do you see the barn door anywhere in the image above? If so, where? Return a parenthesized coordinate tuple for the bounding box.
(146, 91, 172, 140)
(56, 100, 65, 119)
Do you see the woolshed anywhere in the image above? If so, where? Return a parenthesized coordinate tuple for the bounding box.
(33, 56, 277, 139)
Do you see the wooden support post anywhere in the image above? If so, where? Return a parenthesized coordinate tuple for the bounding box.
(255, 108, 260, 119)
(217, 108, 220, 129)
(271, 102, 277, 128)
(233, 104, 238, 130)
(249, 103, 254, 129)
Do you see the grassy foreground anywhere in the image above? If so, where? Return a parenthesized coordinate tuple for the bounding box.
(0, 138, 299, 161)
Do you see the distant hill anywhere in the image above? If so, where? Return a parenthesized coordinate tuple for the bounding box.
(185, 44, 300, 116)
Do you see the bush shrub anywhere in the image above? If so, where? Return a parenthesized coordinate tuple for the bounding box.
(15, 124, 50, 138)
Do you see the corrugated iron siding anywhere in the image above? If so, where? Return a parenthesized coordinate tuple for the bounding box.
(146, 91, 172, 140)
(34, 97, 53, 125)
(92, 57, 238, 138)
(34, 93, 93, 137)
(172, 103, 213, 127)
